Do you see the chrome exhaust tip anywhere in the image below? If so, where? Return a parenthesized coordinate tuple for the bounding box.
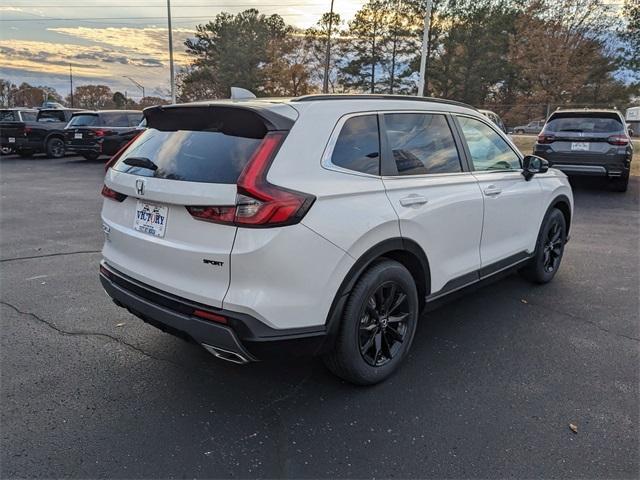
(201, 344, 250, 365)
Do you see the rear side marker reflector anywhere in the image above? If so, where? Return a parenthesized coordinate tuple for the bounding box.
(193, 309, 227, 324)
(186, 131, 316, 228)
(101, 185, 127, 202)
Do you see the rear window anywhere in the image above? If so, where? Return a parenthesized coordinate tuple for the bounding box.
(37, 110, 65, 122)
(68, 114, 98, 127)
(113, 128, 263, 184)
(0, 111, 16, 122)
(545, 113, 623, 134)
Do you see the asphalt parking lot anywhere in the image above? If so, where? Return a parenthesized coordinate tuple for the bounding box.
(1, 154, 638, 479)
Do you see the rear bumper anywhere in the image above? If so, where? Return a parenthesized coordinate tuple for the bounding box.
(66, 142, 101, 154)
(99, 262, 326, 362)
(0, 137, 33, 150)
(535, 151, 631, 177)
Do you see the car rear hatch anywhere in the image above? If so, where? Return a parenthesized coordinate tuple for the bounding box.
(65, 112, 104, 147)
(0, 111, 27, 145)
(101, 102, 298, 307)
(537, 112, 628, 164)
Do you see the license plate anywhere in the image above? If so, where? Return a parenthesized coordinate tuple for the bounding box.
(134, 201, 168, 238)
(74, 133, 82, 139)
(8, 137, 15, 143)
(571, 142, 589, 151)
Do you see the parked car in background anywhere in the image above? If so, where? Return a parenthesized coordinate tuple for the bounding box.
(513, 119, 546, 134)
(65, 110, 143, 160)
(0, 108, 38, 154)
(0, 108, 80, 158)
(478, 109, 506, 132)
(626, 106, 639, 137)
(41, 101, 65, 109)
(99, 94, 573, 385)
(534, 109, 633, 192)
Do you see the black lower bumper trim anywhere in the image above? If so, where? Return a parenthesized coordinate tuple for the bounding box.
(99, 262, 326, 361)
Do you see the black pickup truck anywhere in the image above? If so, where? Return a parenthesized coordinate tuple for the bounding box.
(0, 108, 38, 154)
(0, 108, 81, 158)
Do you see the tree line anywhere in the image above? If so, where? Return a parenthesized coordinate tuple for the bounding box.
(1, 0, 638, 126)
(0, 80, 168, 111)
(179, 0, 639, 124)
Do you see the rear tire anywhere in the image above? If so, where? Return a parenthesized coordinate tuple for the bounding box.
(0, 146, 12, 155)
(520, 208, 566, 284)
(46, 137, 65, 158)
(609, 174, 629, 193)
(323, 260, 419, 385)
(82, 152, 100, 161)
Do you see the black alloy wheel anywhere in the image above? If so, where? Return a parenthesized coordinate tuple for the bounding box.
(358, 281, 410, 367)
(542, 220, 563, 273)
(47, 138, 65, 158)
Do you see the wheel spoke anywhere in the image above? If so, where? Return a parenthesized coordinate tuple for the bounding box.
(388, 312, 408, 324)
(388, 293, 407, 315)
(361, 330, 377, 353)
(374, 332, 382, 363)
(382, 284, 396, 313)
(381, 331, 393, 359)
(385, 325, 404, 343)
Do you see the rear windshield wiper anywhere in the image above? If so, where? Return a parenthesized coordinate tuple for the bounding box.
(123, 156, 158, 170)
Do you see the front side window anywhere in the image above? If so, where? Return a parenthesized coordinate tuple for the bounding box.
(331, 115, 380, 175)
(68, 114, 98, 127)
(457, 116, 521, 171)
(384, 113, 462, 175)
(21, 111, 37, 121)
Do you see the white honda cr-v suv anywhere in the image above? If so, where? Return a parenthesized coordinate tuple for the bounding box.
(99, 94, 573, 385)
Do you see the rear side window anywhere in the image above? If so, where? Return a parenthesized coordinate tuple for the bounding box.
(331, 115, 380, 175)
(100, 112, 130, 127)
(0, 111, 16, 121)
(21, 111, 37, 121)
(68, 114, 98, 127)
(37, 110, 65, 122)
(384, 113, 461, 175)
(113, 128, 263, 184)
(545, 113, 623, 134)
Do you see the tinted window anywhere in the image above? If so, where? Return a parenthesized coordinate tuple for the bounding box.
(100, 112, 129, 127)
(128, 113, 142, 127)
(37, 110, 65, 122)
(385, 113, 461, 175)
(545, 113, 623, 134)
(68, 114, 98, 127)
(21, 111, 37, 121)
(0, 111, 16, 122)
(113, 128, 263, 184)
(458, 116, 520, 171)
(331, 115, 380, 175)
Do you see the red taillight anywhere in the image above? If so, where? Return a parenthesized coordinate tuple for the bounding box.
(187, 131, 315, 228)
(94, 129, 106, 137)
(101, 184, 126, 202)
(607, 134, 629, 146)
(22, 126, 31, 136)
(537, 133, 555, 144)
(104, 132, 141, 172)
(193, 309, 227, 324)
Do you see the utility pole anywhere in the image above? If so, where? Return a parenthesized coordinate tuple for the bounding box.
(167, 0, 176, 103)
(322, 0, 335, 94)
(69, 64, 74, 107)
(417, 0, 433, 97)
(123, 75, 145, 100)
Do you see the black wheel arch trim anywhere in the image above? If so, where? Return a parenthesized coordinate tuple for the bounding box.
(322, 237, 431, 351)
(545, 194, 572, 239)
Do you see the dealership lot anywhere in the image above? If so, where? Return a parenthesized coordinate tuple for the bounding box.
(1, 154, 638, 478)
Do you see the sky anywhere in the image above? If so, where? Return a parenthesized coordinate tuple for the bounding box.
(0, 0, 366, 100)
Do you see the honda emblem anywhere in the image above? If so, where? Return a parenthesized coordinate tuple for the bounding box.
(136, 178, 145, 196)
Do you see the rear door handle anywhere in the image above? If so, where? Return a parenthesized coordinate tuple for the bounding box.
(399, 194, 428, 207)
(483, 185, 502, 196)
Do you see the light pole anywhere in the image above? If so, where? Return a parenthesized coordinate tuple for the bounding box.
(322, 0, 335, 94)
(123, 75, 145, 102)
(167, 0, 176, 103)
(417, 0, 433, 97)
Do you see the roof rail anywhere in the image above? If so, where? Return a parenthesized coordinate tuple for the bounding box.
(291, 94, 476, 110)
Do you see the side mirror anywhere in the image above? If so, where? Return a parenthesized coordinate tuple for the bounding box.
(522, 155, 549, 181)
